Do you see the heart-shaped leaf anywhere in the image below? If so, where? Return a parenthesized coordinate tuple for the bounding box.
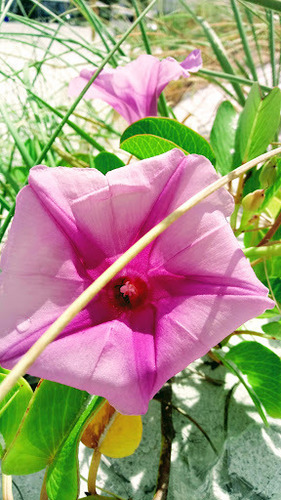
(94, 151, 125, 174)
(120, 117, 215, 163)
(2, 379, 104, 500)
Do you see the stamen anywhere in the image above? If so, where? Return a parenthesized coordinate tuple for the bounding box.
(107, 276, 148, 311)
(120, 281, 138, 298)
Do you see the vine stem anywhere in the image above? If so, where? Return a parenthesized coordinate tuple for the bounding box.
(88, 449, 102, 495)
(0, 146, 281, 403)
(39, 470, 48, 500)
(153, 381, 174, 500)
(2, 474, 13, 500)
(257, 210, 281, 247)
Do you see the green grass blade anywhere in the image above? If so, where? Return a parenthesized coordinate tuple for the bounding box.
(0, 165, 20, 195)
(25, 0, 98, 50)
(27, 100, 57, 168)
(28, 92, 105, 152)
(132, 0, 152, 54)
(0, 31, 101, 68)
(5, 12, 104, 64)
(71, 0, 117, 67)
(35, 0, 157, 166)
(73, 0, 125, 58)
(234, 57, 251, 79)
(180, 0, 245, 105)
(0, 103, 33, 169)
(0, 0, 157, 244)
(0, 0, 14, 24)
(230, 0, 258, 81)
(266, 9, 277, 86)
(244, 5, 268, 84)
(131, 0, 169, 117)
(198, 68, 272, 91)
(32, 23, 61, 86)
(0, 203, 15, 242)
(0, 194, 11, 212)
(243, 0, 281, 12)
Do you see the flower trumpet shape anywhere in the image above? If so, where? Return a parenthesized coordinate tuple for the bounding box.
(68, 51, 202, 124)
(0, 150, 273, 414)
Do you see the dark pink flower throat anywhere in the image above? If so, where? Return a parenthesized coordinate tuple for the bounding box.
(108, 276, 148, 311)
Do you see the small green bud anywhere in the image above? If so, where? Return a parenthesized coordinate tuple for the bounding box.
(242, 189, 265, 212)
(259, 158, 277, 188)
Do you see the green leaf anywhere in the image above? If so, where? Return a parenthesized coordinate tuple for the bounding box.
(226, 341, 281, 418)
(262, 321, 281, 339)
(2, 380, 90, 474)
(0, 367, 33, 458)
(261, 158, 281, 210)
(94, 152, 125, 174)
(46, 395, 104, 500)
(0, 102, 34, 168)
(236, 84, 281, 164)
(210, 101, 237, 175)
(11, 166, 29, 184)
(120, 117, 215, 163)
(215, 350, 268, 425)
(268, 276, 281, 304)
(2, 380, 104, 500)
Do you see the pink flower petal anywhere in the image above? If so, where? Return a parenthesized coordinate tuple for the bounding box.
(0, 186, 86, 343)
(68, 51, 202, 124)
(28, 150, 187, 268)
(153, 288, 272, 395)
(0, 151, 273, 415)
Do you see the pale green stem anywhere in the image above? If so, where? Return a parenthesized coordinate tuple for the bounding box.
(40, 470, 48, 500)
(243, 242, 281, 259)
(2, 474, 13, 500)
(230, 204, 239, 231)
(0, 147, 281, 403)
(232, 330, 274, 339)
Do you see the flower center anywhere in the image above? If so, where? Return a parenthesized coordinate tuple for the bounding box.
(108, 276, 148, 310)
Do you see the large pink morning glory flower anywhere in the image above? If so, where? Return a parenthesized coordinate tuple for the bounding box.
(68, 51, 202, 124)
(0, 150, 273, 414)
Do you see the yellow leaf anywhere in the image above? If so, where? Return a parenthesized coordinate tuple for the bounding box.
(99, 414, 142, 458)
(81, 400, 142, 458)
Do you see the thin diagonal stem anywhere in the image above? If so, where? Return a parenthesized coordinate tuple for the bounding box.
(0, 146, 280, 403)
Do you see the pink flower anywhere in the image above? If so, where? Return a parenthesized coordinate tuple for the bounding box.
(0, 150, 273, 414)
(68, 51, 202, 124)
